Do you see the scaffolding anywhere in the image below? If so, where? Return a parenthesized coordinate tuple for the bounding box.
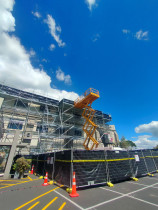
(0, 84, 117, 155)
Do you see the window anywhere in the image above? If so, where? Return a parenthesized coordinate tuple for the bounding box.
(26, 124, 34, 128)
(27, 133, 31, 137)
(8, 120, 23, 130)
(36, 125, 48, 133)
(75, 129, 82, 136)
(15, 100, 28, 108)
(23, 139, 31, 144)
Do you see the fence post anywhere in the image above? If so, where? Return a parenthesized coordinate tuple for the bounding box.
(150, 149, 157, 171)
(141, 149, 149, 174)
(52, 152, 55, 180)
(70, 147, 73, 188)
(104, 149, 109, 183)
(127, 150, 134, 177)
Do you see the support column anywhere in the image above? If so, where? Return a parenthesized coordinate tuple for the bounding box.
(3, 130, 20, 179)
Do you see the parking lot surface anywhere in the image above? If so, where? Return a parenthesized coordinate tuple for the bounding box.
(0, 174, 158, 210)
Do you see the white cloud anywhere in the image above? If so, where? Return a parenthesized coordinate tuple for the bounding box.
(92, 33, 100, 42)
(135, 30, 149, 41)
(0, 0, 78, 101)
(32, 11, 41, 18)
(29, 48, 35, 57)
(0, 0, 15, 32)
(135, 121, 158, 137)
(56, 68, 71, 85)
(122, 29, 130, 34)
(134, 135, 158, 149)
(42, 58, 47, 63)
(85, 0, 96, 11)
(122, 29, 149, 41)
(45, 14, 65, 47)
(49, 44, 56, 51)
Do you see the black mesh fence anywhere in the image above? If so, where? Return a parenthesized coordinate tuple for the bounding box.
(128, 150, 148, 177)
(151, 149, 158, 169)
(54, 150, 71, 187)
(107, 150, 132, 183)
(73, 150, 107, 187)
(28, 149, 158, 188)
(32, 153, 54, 179)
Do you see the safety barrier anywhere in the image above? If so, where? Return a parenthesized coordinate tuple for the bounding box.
(28, 149, 158, 189)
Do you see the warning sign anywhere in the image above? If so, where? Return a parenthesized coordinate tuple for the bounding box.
(134, 155, 140, 162)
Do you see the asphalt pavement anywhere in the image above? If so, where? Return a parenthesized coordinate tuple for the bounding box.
(0, 173, 158, 210)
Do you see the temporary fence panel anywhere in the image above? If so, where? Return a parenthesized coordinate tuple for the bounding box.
(73, 150, 107, 187)
(142, 150, 156, 173)
(54, 150, 71, 187)
(151, 149, 158, 169)
(128, 150, 147, 177)
(107, 150, 132, 183)
(27, 149, 158, 189)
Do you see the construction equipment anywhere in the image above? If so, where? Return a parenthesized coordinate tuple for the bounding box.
(74, 88, 100, 150)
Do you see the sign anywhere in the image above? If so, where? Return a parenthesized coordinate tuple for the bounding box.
(50, 157, 54, 164)
(134, 155, 140, 162)
(47, 157, 51, 164)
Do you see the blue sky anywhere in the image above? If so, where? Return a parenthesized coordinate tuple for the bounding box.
(0, 0, 158, 148)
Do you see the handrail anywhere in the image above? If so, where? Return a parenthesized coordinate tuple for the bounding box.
(74, 88, 99, 104)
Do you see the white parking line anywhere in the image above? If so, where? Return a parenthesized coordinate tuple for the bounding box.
(85, 194, 126, 210)
(86, 182, 158, 209)
(145, 176, 158, 180)
(100, 187, 158, 208)
(127, 181, 158, 189)
(54, 190, 84, 210)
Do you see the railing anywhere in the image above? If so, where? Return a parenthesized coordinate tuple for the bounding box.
(74, 88, 99, 105)
(84, 88, 99, 96)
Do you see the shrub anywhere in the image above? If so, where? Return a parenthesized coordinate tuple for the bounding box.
(13, 157, 31, 178)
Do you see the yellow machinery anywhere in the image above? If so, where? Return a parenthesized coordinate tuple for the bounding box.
(74, 88, 100, 150)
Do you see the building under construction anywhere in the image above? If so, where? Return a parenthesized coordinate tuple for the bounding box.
(0, 84, 119, 155)
(1, 84, 158, 189)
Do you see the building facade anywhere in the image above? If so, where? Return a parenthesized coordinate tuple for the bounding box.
(0, 84, 119, 154)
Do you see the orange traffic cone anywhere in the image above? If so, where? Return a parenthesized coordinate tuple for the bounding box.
(70, 172, 79, 197)
(31, 165, 34, 175)
(42, 172, 49, 186)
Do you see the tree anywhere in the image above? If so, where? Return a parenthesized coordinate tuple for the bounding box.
(153, 145, 158, 149)
(13, 157, 31, 179)
(119, 136, 136, 149)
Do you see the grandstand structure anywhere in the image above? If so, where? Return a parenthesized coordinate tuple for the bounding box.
(0, 84, 119, 154)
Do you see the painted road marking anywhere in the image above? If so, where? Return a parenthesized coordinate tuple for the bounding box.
(144, 176, 158, 180)
(54, 189, 84, 210)
(0, 183, 15, 185)
(27, 176, 33, 181)
(42, 197, 58, 210)
(58, 202, 66, 210)
(86, 194, 125, 210)
(100, 185, 158, 209)
(0, 180, 24, 182)
(27, 201, 40, 210)
(97, 181, 158, 210)
(0, 179, 39, 190)
(127, 181, 158, 189)
(0, 180, 30, 190)
(14, 186, 63, 210)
